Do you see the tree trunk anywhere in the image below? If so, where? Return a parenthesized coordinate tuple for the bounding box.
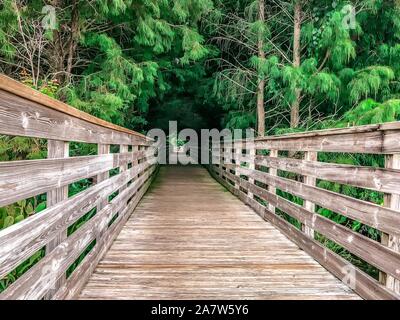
(48, 0, 65, 84)
(291, 0, 302, 128)
(257, 0, 266, 137)
(65, 0, 79, 84)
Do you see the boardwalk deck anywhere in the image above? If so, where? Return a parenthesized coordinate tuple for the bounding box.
(79, 166, 360, 300)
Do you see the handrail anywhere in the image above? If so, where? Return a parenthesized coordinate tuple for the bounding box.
(209, 122, 400, 300)
(0, 74, 148, 139)
(0, 76, 158, 299)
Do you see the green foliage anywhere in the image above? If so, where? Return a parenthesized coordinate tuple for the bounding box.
(0, 197, 47, 231)
(0, 248, 45, 293)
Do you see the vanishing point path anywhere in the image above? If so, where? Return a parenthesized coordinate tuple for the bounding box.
(79, 166, 359, 300)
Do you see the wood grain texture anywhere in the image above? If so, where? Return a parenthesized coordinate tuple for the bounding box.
(381, 154, 400, 293)
(211, 165, 400, 300)
(79, 166, 359, 300)
(0, 161, 154, 279)
(238, 166, 400, 237)
(244, 155, 400, 195)
(45, 140, 69, 298)
(225, 170, 400, 281)
(0, 151, 148, 207)
(0, 166, 156, 300)
(0, 89, 151, 145)
(303, 151, 317, 238)
(0, 74, 146, 138)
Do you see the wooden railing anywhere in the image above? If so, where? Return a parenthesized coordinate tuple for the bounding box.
(0, 75, 157, 299)
(209, 123, 400, 300)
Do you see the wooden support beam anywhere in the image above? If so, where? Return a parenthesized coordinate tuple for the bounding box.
(247, 144, 255, 198)
(381, 154, 400, 294)
(45, 140, 69, 299)
(268, 149, 278, 213)
(119, 145, 129, 194)
(303, 151, 317, 238)
(96, 144, 110, 222)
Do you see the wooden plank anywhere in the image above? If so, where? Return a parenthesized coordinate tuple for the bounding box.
(233, 177, 400, 281)
(0, 151, 148, 207)
(247, 144, 255, 198)
(210, 166, 399, 300)
(268, 150, 278, 213)
(54, 167, 157, 300)
(382, 130, 400, 153)
(0, 168, 155, 300)
(237, 167, 400, 237)
(245, 155, 400, 194)
(44, 140, 69, 299)
(255, 130, 384, 153)
(0, 89, 150, 145)
(78, 166, 359, 300)
(303, 151, 317, 238)
(381, 154, 400, 293)
(119, 145, 129, 195)
(96, 144, 110, 216)
(0, 74, 147, 139)
(0, 161, 153, 279)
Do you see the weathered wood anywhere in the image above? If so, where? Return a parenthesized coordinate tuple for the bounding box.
(255, 131, 384, 153)
(79, 166, 359, 300)
(303, 151, 317, 238)
(0, 151, 148, 207)
(53, 167, 156, 300)
(238, 167, 400, 237)
(0, 76, 158, 300)
(268, 150, 278, 213)
(0, 74, 147, 139)
(0, 89, 151, 145)
(247, 144, 255, 198)
(233, 176, 400, 281)
(0, 167, 155, 300)
(0, 161, 153, 279)
(96, 144, 110, 218)
(244, 155, 400, 195)
(381, 154, 400, 293)
(45, 140, 69, 299)
(211, 166, 399, 300)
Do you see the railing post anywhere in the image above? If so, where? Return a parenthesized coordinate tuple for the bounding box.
(220, 140, 225, 178)
(132, 145, 139, 177)
(235, 142, 242, 190)
(120, 145, 129, 194)
(247, 143, 255, 199)
(45, 139, 69, 298)
(96, 144, 110, 211)
(303, 151, 317, 238)
(268, 149, 278, 213)
(381, 153, 400, 293)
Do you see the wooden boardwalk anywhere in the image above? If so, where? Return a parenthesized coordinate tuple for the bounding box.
(79, 166, 359, 300)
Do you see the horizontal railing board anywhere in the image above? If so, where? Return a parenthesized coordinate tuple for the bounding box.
(52, 167, 156, 300)
(210, 166, 400, 300)
(0, 160, 154, 279)
(231, 122, 400, 154)
(237, 167, 400, 237)
(0, 167, 154, 300)
(239, 155, 400, 195)
(235, 176, 400, 281)
(255, 131, 384, 153)
(0, 74, 147, 139)
(0, 89, 151, 145)
(231, 122, 400, 141)
(0, 151, 152, 207)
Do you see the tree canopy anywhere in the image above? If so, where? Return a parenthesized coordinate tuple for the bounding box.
(1, 0, 400, 134)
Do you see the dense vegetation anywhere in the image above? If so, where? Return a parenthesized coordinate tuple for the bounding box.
(1, 0, 400, 291)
